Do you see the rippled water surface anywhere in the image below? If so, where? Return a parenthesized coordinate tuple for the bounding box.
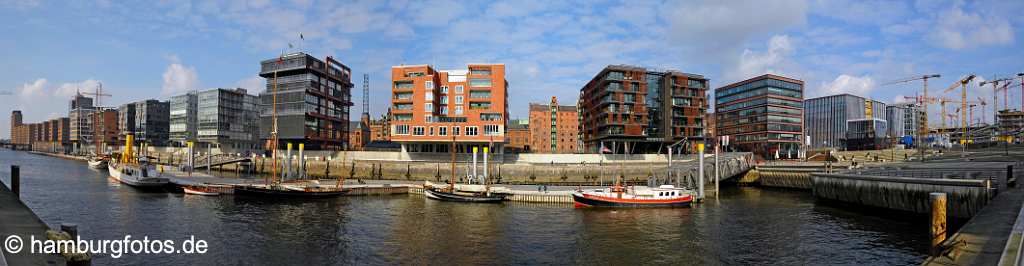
(0, 150, 928, 265)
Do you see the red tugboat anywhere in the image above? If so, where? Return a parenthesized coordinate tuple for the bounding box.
(573, 184, 693, 208)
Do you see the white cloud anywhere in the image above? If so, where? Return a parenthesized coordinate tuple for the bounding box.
(409, 0, 463, 27)
(662, 0, 807, 56)
(892, 94, 914, 104)
(55, 79, 102, 98)
(161, 57, 199, 96)
(16, 78, 48, 98)
(729, 35, 794, 82)
(233, 76, 265, 93)
(810, 0, 910, 25)
(927, 6, 1014, 50)
(817, 74, 875, 98)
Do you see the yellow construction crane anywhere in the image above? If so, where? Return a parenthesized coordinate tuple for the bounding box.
(943, 74, 976, 147)
(884, 73, 937, 143)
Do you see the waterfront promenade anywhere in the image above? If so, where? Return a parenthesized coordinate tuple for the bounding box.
(0, 174, 65, 265)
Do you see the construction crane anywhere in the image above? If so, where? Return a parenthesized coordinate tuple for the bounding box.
(976, 97, 987, 126)
(944, 74, 976, 149)
(78, 82, 113, 155)
(1019, 73, 1024, 111)
(882, 74, 940, 159)
(79, 82, 112, 108)
(980, 77, 1013, 124)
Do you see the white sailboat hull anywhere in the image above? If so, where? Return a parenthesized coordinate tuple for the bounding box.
(108, 163, 170, 187)
(88, 160, 107, 169)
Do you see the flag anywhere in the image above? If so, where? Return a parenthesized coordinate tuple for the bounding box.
(300, 32, 304, 40)
(599, 143, 611, 154)
(277, 54, 284, 65)
(288, 43, 294, 49)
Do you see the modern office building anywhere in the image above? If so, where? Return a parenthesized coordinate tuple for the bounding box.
(258, 52, 353, 150)
(885, 102, 924, 145)
(804, 94, 886, 149)
(69, 94, 96, 147)
(169, 91, 198, 146)
(389, 64, 508, 153)
(714, 74, 804, 158)
(118, 99, 170, 146)
(579, 65, 709, 154)
(196, 88, 260, 149)
(506, 119, 530, 153)
(846, 118, 889, 150)
(528, 97, 579, 153)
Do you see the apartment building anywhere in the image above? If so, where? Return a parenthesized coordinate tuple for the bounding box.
(389, 64, 508, 153)
(579, 65, 708, 154)
(528, 97, 579, 153)
(258, 52, 353, 150)
(714, 74, 804, 158)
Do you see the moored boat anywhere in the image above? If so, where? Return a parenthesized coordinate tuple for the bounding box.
(424, 187, 506, 203)
(572, 185, 693, 208)
(87, 157, 108, 169)
(235, 184, 346, 198)
(108, 134, 169, 188)
(183, 185, 221, 196)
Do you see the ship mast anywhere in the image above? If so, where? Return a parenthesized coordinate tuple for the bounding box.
(449, 120, 456, 192)
(270, 55, 281, 187)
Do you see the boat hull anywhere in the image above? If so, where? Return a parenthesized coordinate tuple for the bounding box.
(572, 193, 692, 208)
(183, 186, 220, 196)
(108, 164, 170, 188)
(424, 188, 506, 203)
(88, 160, 107, 169)
(235, 186, 346, 198)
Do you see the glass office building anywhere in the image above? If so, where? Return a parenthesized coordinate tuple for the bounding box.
(169, 91, 198, 146)
(804, 94, 886, 149)
(197, 88, 260, 149)
(715, 74, 804, 159)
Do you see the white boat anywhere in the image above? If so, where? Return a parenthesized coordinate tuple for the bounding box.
(87, 158, 107, 169)
(182, 185, 220, 196)
(108, 160, 169, 188)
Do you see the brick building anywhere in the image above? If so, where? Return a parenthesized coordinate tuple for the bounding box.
(528, 97, 579, 153)
(93, 109, 119, 148)
(390, 64, 508, 153)
(579, 65, 708, 154)
(506, 119, 530, 153)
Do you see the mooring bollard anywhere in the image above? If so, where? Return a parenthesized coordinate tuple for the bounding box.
(11, 165, 20, 198)
(930, 192, 947, 256)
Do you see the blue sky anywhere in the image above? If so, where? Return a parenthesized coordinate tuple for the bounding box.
(2, 0, 1023, 137)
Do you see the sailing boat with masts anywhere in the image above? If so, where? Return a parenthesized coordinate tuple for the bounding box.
(572, 142, 693, 208)
(424, 119, 506, 202)
(235, 53, 346, 198)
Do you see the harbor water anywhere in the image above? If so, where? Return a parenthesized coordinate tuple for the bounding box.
(0, 149, 928, 265)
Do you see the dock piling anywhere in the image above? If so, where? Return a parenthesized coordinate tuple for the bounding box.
(931, 192, 948, 256)
(11, 165, 19, 198)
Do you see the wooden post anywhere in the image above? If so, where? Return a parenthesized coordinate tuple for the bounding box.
(930, 192, 947, 256)
(11, 165, 20, 198)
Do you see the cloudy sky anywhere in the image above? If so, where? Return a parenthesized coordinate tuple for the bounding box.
(2, 0, 1022, 137)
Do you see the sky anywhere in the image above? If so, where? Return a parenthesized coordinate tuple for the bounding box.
(2, 0, 1023, 137)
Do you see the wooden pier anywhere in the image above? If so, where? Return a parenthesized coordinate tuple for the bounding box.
(0, 168, 66, 265)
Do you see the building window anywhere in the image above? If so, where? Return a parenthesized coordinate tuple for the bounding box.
(429, 127, 434, 136)
(425, 81, 434, 90)
(440, 106, 448, 115)
(413, 126, 425, 136)
(425, 115, 433, 123)
(394, 81, 414, 89)
(455, 85, 464, 94)
(455, 96, 464, 104)
(453, 126, 460, 135)
(441, 85, 448, 93)
(469, 91, 491, 98)
(469, 69, 492, 76)
(425, 103, 433, 112)
(455, 106, 464, 115)
(484, 125, 500, 135)
(393, 114, 412, 121)
(469, 78, 491, 87)
(425, 92, 434, 101)
(465, 126, 479, 136)
(439, 126, 447, 136)
(441, 96, 448, 104)
(395, 125, 410, 135)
